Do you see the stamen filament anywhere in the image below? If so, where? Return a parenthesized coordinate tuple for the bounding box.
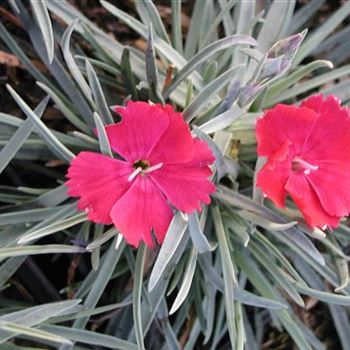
(144, 162, 163, 173)
(128, 167, 142, 182)
(293, 157, 319, 172)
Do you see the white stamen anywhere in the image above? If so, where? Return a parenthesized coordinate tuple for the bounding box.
(144, 162, 163, 173)
(322, 225, 327, 230)
(263, 193, 267, 198)
(128, 167, 142, 182)
(293, 157, 318, 172)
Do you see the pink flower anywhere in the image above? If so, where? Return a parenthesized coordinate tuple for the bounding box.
(256, 94, 350, 230)
(66, 101, 215, 247)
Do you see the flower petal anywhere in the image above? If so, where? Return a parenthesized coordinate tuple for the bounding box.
(106, 101, 169, 161)
(300, 94, 346, 117)
(285, 172, 340, 229)
(66, 152, 132, 224)
(110, 176, 173, 248)
(188, 138, 216, 166)
(148, 104, 195, 164)
(299, 95, 350, 217)
(256, 141, 292, 208)
(301, 99, 350, 164)
(256, 104, 318, 157)
(150, 167, 215, 213)
(307, 164, 350, 217)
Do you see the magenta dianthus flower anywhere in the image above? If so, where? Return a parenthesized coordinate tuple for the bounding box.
(66, 101, 216, 247)
(256, 94, 350, 230)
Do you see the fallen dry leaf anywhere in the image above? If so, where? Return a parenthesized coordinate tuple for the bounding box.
(0, 50, 23, 68)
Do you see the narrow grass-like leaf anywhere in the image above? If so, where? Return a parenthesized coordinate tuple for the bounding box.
(0, 97, 49, 175)
(0, 299, 81, 323)
(93, 113, 113, 157)
(43, 325, 139, 350)
(242, 309, 259, 350)
(235, 250, 312, 350)
(171, 0, 183, 53)
(60, 236, 125, 350)
(203, 285, 216, 344)
(200, 252, 287, 310)
(265, 60, 333, 103)
(36, 82, 90, 134)
(14, 185, 68, 211)
(294, 319, 326, 350)
(0, 204, 76, 288)
(6, 85, 75, 163)
(76, 56, 119, 76)
(18, 212, 87, 244)
(214, 187, 325, 265)
(287, 0, 326, 35)
(329, 305, 350, 350)
(0, 245, 85, 259)
(162, 316, 182, 350)
(257, 1, 295, 52)
(30, 0, 54, 64)
(81, 23, 119, 67)
(0, 258, 27, 291)
(193, 127, 235, 180)
(100, 0, 203, 88)
(137, 0, 170, 44)
(234, 288, 287, 310)
(185, 81, 193, 107)
(148, 212, 188, 292)
(319, 237, 350, 260)
(133, 243, 146, 350)
(0, 321, 72, 345)
(61, 20, 94, 105)
(313, 26, 350, 56)
(238, 210, 298, 231)
(295, 283, 350, 306)
(199, 105, 244, 134)
(48, 301, 132, 324)
(0, 206, 71, 226)
(184, 0, 207, 58)
(322, 78, 350, 102)
(86, 228, 118, 251)
(334, 257, 349, 292)
(121, 48, 139, 100)
(184, 65, 242, 122)
(146, 25, 164, 103)
(328, 40, 350, 66)
(253, 230, 306, 285)
(218, 0, 235, 36)
(0, 22, 56, 96)
(249, 241, 304, 306)
(203, 61, 218, 84)
(90, 224, 103, 271)
(188, 213, 215, 253)
(202, 0, 238, 47)
(86, 61, 114, 125)
(169, 247, 197, 314)
(11, 0, 94, 128)
(235, 302, 245, 350)
(164, 35, 257, 99)
(294, 1, 350, 66)
(212, 205, 237, 347)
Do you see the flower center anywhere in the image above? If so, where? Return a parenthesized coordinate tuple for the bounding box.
(292, 156, 318, 175)
(128, 159, 163, 181)
(133, 159, 150, 170)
